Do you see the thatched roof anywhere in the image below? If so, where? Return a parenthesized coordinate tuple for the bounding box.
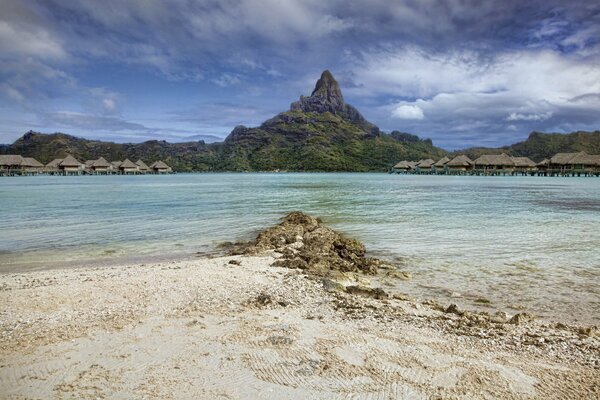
(550, 152, 578, 164)
(0, 155, 24, 166)
(46, 158, 63, 168)
(417, 159, 435, 168)
(393, 161, 412, 169)
(135, 159, 149, 170)
(434, 156, 450, 167)
(22, 157, 43, 168)
(446, 155, 473, 167)
(511, 156, 536, 167)
(473, 153, 514, 166)
(111, 161, 122, 168)
(59, 155, 82, 167)
(120, 159, 138, 169)
(550, 151, 599, 165)
(407, 161, 417, 168)
(151, 160, 169, 169)
(569, 152, 598, 165)
(536, 158, 549, 167)
(84, 160, 95, 167)
(92, 157, 111, 168)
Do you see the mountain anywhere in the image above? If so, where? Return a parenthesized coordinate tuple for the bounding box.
(1, 70, 446, 171)
(213, 70, 446, 171)
(459, 131, 600, 162)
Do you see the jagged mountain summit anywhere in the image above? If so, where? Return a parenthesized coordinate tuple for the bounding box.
(290, 70, 367, 124)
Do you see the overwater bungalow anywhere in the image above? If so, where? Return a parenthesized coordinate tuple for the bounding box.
(119, 159, 139, 174)
(58, 155, 83, 175)
(511, 157, 536, 175)
(473, 153, 515, 175)
(111, 161, 122, 171)
(549, 152, 599, 176)
(135, 159, 150, 173)
(445, 155, 474, 175)
(433, 156, 450, 174)
(150, 160, 171, 173)
(45, 158, 63, 174)
(0, 155, 24, 175)
(536, 159, 549, 175)
(416, 159, 435, 174)
(91, 157, 111, 174)
(391, 160, 412, 173)
(22, 157, 44, 174)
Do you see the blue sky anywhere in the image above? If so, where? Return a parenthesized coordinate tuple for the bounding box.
(1, 0, 599, 149)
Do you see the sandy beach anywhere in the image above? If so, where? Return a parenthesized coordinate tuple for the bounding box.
(1, 247, 598, 399)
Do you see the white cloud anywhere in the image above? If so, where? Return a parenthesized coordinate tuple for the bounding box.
(507, 111, 553, 121)
(391, 104, 424, 120)
(212, 73, 242, 87)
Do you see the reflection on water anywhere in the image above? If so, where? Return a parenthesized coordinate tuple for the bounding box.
(1, 173, 599, 324)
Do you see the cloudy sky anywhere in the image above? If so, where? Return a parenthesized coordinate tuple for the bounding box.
(1, 0, 599, 149)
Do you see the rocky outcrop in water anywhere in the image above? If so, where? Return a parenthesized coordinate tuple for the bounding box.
(237, 211, 387, 276)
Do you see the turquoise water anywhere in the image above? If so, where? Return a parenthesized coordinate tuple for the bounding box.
(1, 173, 599, 324)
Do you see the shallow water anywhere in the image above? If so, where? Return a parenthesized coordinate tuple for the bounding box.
(1, 173, 599, 324)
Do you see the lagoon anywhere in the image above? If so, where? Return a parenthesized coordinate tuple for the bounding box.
(1, 173, 599, 324)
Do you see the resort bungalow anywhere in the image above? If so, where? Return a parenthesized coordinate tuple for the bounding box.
(119, 159, 139, 174)
(22, 157, 44, 174)
(511, 157, 537, 175)
(445, 155, 474, 175)
(111, 161, 122, 171)
(415, 159, 435, 174)
(150, 160, 171, 173)
(135, 159, 150, 173)
(536, 159, 549, 175)
(549, 152, 599, 176)
(433, 156, 450, 174)
(391, 160, 412, 173)
(0, 155, 24, 175)
(58, 155, 83, 175)
(45, 158, 63, 174)
(473, 153, 515, 175)
(91, 157, 111, 174)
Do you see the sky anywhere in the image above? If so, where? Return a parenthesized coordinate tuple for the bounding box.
(1, 0, 599, 149)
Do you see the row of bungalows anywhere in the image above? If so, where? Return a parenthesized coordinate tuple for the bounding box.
(1, 154, 172, 176)
(392, 151, 600, 176)
(0, 155, 45, 176)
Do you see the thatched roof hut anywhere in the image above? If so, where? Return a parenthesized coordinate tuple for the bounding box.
(150, 160, 170, 172)
(91, 157, 111, 170)
(434, 156, 450, 168)
(22, 157, 44, 169)
(446, 155, 474, 168)
(59, 155, 82, 169)
(46, 158, 63, 168)
(550, 152, 579, 165)
(135, 159, 149, 171)
(416, 159, 435, 168)
(119, 159, 139, 172)
(392, 160, 412, 170)
(511, 157, 536, 168)
(0, 155, 24, 167)
(473, 153, 514, 167)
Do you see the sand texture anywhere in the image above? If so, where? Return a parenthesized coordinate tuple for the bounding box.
(1, 253, 598, 399)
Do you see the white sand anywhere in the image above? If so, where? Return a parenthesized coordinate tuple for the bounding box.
(0, 254, 598, 399)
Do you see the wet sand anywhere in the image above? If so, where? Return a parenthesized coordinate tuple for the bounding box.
(0, 253, 598, 399)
